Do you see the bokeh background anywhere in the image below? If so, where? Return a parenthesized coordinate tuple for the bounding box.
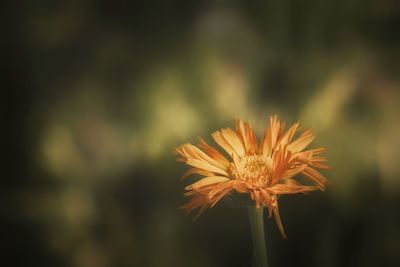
(4, 1, 400, 266)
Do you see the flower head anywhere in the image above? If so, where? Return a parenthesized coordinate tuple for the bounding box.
(175, 115, 330, 238)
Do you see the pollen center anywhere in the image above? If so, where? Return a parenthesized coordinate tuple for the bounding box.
(229, 155, 273, 186)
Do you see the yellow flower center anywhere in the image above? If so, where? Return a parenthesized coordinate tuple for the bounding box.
(229, 155, 273, 187)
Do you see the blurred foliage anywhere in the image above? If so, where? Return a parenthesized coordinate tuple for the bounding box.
(4, 0, 400, 267)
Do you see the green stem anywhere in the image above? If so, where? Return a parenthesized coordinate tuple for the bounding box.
(247, 206, 268, 267)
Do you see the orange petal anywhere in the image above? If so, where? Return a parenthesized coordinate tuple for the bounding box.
(185, 158, 228, 176)
(236, 119, 258, 154)
(198, 138, 230, 167)
(301, 166, 328, 190)
(212, 130, 236, 158)
(185, 176, 230, 190)
(268, 183, 318, 194)
(260, 189, 272, 206)
(271, 147, 292, 184)
(209, 184, 234, 207)
(281, 178, 302, 186)
(180, 168, 215, 180)
(272, 205, 287, 239)
(176, 144, 229, 176)
(270, 116, 286, 150)
(179, 144, 229, 172)
(278, 122, 300, 147)
(310, 162, 332, 170)
(281, 164, 307, 180)
(220, 128, 246, 157)
(233, 180, 249, 193)
(288, 128, 315, 152)
(208, 180, 235, 198)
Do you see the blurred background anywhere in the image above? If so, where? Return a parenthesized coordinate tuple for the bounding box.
(4, 0, 400, 266)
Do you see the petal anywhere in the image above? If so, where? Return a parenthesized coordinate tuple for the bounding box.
(281, 178, 302, 186)
(277, 122, 300, 147)
(295, 147, 326, 162)
(272, 204, 287, 239)
(233, 180, 249, 193)
(288, 128, 315, 152)
(259, 115, 286, 156)
(236, 119, 258, 154)
(180, 168, 215, 180)
(185, 176, 230, 190)
(212, 128, 245, 157)
(268, 183, 318, 194)
(221, 128, 246, 157)
(185, 159, 228, 176)
(301, 166, 329, 190)
(208, 180, 235, 198)
(271, 146, 292, 184)
(281, 178, 317, 194)
(309, 154, 332, 170)
(212, 131, 236, 157)
(209, 181, 235, 207)
(176, 144, 229, 176)
(186, 144, 228, 171)
(182, 181, 233, 218)
(260, 189, 272, 205)
(281, 164, 307, 180)
(198, 138, 230, 167)
(181, 195, 210, 220)
(309, 162, 332, 170)
(270, 116, 281, 149)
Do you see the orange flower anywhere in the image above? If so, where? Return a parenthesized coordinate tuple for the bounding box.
(175, 115, 330, 238)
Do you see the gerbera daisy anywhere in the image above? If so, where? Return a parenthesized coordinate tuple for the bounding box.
(175, 115, 330, 238)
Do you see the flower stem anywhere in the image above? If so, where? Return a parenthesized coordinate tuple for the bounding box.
(247, 206, 268, 267)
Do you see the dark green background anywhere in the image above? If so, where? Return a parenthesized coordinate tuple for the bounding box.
(4, 1, 400, 266)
